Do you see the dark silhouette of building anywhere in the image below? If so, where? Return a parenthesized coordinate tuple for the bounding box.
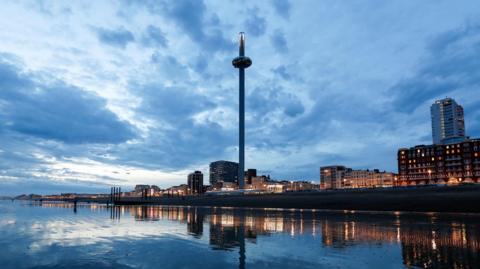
(188, 171, 204, 195)
(209, 160, 239, 185)
(398, 139, 480, 186)
(134, 184, 150, 192)
(245, 169, 257, 184)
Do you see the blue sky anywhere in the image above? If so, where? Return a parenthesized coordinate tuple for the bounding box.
(1, 0, 480, 195)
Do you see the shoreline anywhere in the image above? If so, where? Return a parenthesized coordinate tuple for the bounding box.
(25, 184, 480, 213)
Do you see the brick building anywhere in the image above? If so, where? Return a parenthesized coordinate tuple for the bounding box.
(397, 139, 480, 186)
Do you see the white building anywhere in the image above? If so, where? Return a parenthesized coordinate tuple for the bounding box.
(431, 98, 466, 144)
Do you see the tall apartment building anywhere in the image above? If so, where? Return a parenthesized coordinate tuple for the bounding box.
(187, 171, 204, 195)
(209, 160, 239, 186)
(320, 166, 349, 189)
(397, 139, 480, 186)
(431, 98, 466, 144)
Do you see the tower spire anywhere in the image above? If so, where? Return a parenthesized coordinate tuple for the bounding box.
(232, 33, 252, 189)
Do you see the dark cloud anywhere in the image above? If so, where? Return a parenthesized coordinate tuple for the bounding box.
(142, 25, 168, 47)
(245, 9, 267, 37)
(0, 58, 136, 144)
(247, 85, 305, 125)
(95, 27, 134, 49)
(390, 24, 480, 113)
(272, 66, 291, 80)
(138, 84, 215, 122)
(113, 82, 235, 169)
(271, 29, 288, 53)
(150, 52, 190, 80)
(142, 0, 233, 53)
(272, 0, 291, 19)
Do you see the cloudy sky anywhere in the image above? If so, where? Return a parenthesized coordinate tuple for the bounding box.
(1, 0, 480, 195)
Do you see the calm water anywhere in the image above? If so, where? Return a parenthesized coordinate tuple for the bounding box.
(0, 201, 479, 269)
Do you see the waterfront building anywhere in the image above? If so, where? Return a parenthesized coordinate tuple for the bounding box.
(266, 183, 285, 193)
(164, 184, 189, 196)
(285, 181, 318, 191)
(248, 176, 268, 190)
(209, 160, 239, 185)
(134, 184, 150, 192)
(321, 166, 396, 189)
(431, 97, 466, 144)
(397, 138, 480, 186)
(320, 166, 349, 189)
(343, 169, 395, 188)
(245, 168, 257, 184)
(221, 182, 238, 191)
(187, 171, 204, 195)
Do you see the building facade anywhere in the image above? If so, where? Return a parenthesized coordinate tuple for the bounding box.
(397, 139, 480, 186)
(245, 169, 257, 184)
(285, 181, 318, 191)
(431, 97, 466, 144)
(209, 160, 239, 186)
(320, 166, 349, 189)
(187, 171, 204, 195)
(134, 184, 150, 193)
(344, 169, 395, 188)
(321, 166, 396, 189)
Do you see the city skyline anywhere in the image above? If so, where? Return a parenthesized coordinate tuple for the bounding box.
(1, 1, 480, 195)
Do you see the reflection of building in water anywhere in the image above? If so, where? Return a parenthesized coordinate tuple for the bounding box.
(209, 209, 256, 250)
(131, 206, 190, 222)
(320, 216, 480, 269)
(401, 224, 480, 269)
(320, 219, 399, 247)
(187, 208, 204, 237)
(31, 203, 480, 269)
(208, 209, 324, 251)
